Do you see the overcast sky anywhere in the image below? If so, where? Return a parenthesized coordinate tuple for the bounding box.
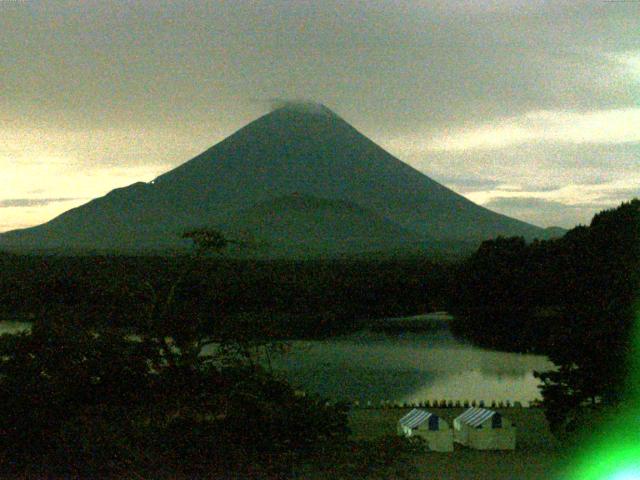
(2, 0, 639, 232)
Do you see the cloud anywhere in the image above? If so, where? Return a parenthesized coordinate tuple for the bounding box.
(378, 134, 640, 229)
(391, 108, 640, 153)
(483, 194, 640, 229)
(396, 139, 639, 189)
(0, 198, 81, 208)
(0, 1, 638, 232)
(467, 177, 640, 207)
(608, 50, 640, 81)
(466, 179, 640, 228)
(266, 99, 332, 116)
(485, 197, 579, 209)
(482, 196, 601, 228)
(0, 160, 169, 233)
(431, 176, 503, 191)
(1, 125, 215, 169)
(1, 0, 636, 133)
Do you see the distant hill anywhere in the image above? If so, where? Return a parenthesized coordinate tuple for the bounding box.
(0, 103, 561, 256)
(215, 193, 423, 256)
(541, 226, 567, 238)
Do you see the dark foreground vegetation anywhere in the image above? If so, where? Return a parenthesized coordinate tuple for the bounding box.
(451, 199, 640, 437)
(0, 232, 357, 478)
(0, 252, 452, 339)
(0, 200, 637, 476)
(0, 317, 353, 478)
(0, 230, 457, 478)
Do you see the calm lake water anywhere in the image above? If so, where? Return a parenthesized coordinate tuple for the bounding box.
(271, 327, 553, 405)
(0, 321, 32, 335)
(0, 316, 553, 405)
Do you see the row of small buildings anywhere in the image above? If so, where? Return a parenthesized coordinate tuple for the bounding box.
(398, 407, 516, 452)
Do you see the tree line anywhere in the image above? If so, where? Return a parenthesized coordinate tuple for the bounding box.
(0, 197, 636, 466)
(0, 231, 357, 478)
(450, 199, 639, 435)
(0, 233, 453, 476)
(0, 252, 452, 338)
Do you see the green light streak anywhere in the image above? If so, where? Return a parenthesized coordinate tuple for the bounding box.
(559, 301, 640, 480)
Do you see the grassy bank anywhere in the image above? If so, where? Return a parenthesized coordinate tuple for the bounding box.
(297, 407, 565, 480)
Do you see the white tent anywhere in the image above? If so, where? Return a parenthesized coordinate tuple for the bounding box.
(453, 407, 516, 450)
(397, 408, 453, 452)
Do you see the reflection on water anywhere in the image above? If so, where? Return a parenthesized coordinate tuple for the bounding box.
(0, 321, 31, 335)
(0, 320, 553, 404)
(404, 370, 543, 405)
(272, 330, 553, 404)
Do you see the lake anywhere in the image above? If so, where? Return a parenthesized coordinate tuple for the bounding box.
(0, 316, 553, 405)
(271, 326, 553, 405)
(0, 321, 32, 335)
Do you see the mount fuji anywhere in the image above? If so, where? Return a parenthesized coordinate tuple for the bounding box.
(0, 104, 558, 255)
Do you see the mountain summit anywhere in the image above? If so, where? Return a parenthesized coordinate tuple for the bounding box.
(1, 104, 555, 255)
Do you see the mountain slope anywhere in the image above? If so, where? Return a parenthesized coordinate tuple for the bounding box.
(0, 103, 554, 254)
(215, 193, 422, 256)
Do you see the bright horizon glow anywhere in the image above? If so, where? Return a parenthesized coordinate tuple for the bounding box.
(0, 157, 170, 233)
(466, 177, 640, 208)
(0, 124, 210, 233)
(2, 117, 637, 232)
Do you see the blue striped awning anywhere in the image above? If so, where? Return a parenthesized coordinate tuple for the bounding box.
(399, 409, 436, 429)
(455, 407, 497, 428)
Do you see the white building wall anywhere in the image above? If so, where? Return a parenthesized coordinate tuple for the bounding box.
(453, 418, 516, 450)
(453, 422, 471, 446)
(398, 419, 454, 452)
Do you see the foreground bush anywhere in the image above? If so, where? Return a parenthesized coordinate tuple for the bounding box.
(0, 318, 349, 478)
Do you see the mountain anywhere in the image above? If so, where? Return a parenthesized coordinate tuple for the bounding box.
(216, 193, 422, 256)
(541, 226, 568, 238)
(0, 103, 558, 255)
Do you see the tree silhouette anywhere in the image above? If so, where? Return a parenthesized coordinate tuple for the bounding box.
(450, 199, 640, 436)
(0, 228, 351, 477)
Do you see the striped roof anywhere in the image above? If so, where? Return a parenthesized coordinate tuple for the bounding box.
(455, 407, 497, 427)
(399, 409, 436, 429)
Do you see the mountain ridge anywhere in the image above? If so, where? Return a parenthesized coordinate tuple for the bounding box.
(0, 104, 561, 255)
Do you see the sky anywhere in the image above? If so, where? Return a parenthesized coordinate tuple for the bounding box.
(1, 0, 639, 232)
